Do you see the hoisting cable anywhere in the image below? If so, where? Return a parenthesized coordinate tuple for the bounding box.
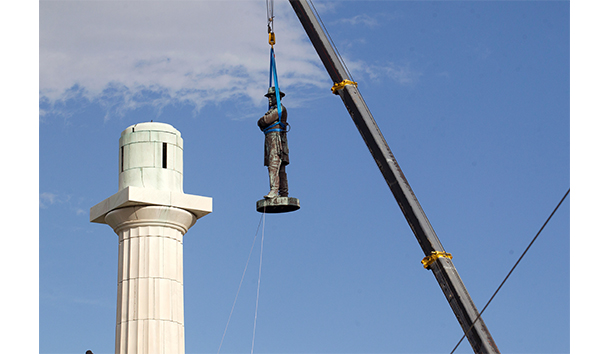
(448, 188, 570, 354)
(307, 0, 357, 93)
(266, 0, 274, 42)
(265, 0, 283, 132)
(216, 211, 266, 354)
(251, 208, 266, 354)
(267, 0, 276, 47)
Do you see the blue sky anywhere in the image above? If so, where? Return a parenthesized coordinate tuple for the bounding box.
(9, 0, 605, 353)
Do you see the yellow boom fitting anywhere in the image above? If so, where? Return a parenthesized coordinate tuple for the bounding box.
(421, 251, 453, 269)
(331, 79, 358, 95)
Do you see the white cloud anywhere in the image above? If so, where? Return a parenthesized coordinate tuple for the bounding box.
(39, 0, 328, 117)
(347, 59, 421, 86)
(40, 1, 419, 119)
(335, 14, 379, 28)
(39, 192, 59, 208)
(39, 191, 88, 216)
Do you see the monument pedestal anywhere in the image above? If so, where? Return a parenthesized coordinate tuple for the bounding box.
(90, 122, 212, 354)
(256, 197, 300, 213)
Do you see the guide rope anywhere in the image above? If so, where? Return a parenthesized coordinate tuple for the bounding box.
(448, 188, 570, 354)
(250, 208, 266, 354)
(216, 209, 266, 354)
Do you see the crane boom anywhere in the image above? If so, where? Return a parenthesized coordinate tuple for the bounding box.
(288, 1, 500, 353)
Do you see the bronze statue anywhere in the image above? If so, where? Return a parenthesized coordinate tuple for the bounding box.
(258, 87, 289, 199)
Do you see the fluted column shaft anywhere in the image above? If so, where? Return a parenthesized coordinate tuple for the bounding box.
(105, 205, 196, 354)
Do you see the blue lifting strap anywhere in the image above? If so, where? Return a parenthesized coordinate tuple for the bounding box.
(269, 47, 282, 119)
(262, 120, 285, 134)
(264, 47, 283, 135)
(264, 128, 284, 134)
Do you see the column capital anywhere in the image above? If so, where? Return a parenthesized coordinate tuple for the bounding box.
(90, 186, 212, 224)
(105, 205, 197, 235)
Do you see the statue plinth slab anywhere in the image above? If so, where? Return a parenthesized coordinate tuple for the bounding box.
(256, 197, 300, 213)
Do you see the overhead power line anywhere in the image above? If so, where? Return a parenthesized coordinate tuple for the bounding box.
(449, 188, 570, 354)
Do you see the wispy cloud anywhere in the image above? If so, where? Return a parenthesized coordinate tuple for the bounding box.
(335, 14, 379, 28)
(39, 192, 59, 208)
(39, 191, 88, 217)
(40, 1, 419, 120)
(39, 0, 327, 118)
(348, 59, 422, 86)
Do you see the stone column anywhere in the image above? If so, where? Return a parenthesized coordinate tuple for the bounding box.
(91, 122, 212, 354)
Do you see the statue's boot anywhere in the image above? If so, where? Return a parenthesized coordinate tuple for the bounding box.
(279, 164, 289, 197)
(265, 159, 280, 199)
(264, 190, 279, 199)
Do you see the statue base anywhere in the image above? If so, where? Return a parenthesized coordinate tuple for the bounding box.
(256, 197, 300, 213)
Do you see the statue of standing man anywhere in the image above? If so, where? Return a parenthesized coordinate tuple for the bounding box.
(258, 87, 289, 199)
